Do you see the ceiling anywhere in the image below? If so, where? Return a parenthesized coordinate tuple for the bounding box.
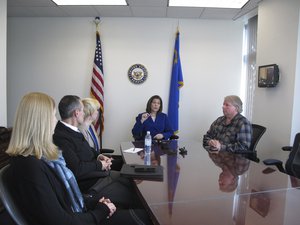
(7, 0, 262, 20)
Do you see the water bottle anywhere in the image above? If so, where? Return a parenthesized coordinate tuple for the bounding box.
(144, 131, 152, 154)
(144, 131, 151, 165)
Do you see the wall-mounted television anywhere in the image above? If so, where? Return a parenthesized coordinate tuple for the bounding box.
(258, 64, 279, 87)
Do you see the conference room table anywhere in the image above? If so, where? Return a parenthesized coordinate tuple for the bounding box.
(120, 140, 300, 225)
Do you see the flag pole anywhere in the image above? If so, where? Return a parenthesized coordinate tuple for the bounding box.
(98, 108, 103, 150)
(92, 17, 103, 150)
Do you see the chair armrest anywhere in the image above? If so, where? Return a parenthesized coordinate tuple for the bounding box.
(282, 146, 292, 151)
(263, 158, 283, 165)
(263, 159, 285, 173)
(100, 148, 114, 154)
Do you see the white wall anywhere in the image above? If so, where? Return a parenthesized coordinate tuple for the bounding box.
(7, 17, 243, 153)
(0, 0, 7, 127)
(253, 0, 300, 161)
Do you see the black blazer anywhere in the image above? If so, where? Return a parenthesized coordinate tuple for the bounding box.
(53, 121, 108, 191)
(6, 156, 109, 225)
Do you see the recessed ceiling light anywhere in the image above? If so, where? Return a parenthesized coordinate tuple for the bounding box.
(52, 0, 127, 6)
(168, 0, 249, 9)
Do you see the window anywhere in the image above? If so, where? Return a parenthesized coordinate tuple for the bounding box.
(241, 15, 258, 121)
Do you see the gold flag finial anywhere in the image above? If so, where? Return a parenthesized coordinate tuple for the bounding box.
(94, 17, 100, 31)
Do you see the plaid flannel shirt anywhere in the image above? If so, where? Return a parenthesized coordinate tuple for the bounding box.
(203, 113, 252, 152)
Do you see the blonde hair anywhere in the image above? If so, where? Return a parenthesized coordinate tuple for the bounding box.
(6, 92, 58, 160)
(82, 98, 100, 119)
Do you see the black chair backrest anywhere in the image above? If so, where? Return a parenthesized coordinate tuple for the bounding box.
(0, 165, 28, 225)
(285, 133, 300, 176)
(250, 124, 266, 152)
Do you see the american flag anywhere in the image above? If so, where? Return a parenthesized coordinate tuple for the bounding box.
(90, 31, 104, 137)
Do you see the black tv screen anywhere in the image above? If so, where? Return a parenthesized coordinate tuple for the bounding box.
(258, 64, 279, 87)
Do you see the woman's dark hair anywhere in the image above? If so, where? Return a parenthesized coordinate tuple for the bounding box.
(146, 95, 163, 113)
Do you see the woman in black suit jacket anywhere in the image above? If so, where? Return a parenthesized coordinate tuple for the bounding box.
(5, 92, 151, 225)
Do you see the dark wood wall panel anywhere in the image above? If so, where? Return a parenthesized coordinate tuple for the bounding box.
(0, 127, 12, 212)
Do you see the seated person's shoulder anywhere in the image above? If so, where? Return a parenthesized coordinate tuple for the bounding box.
(240, 115, 251, 124)
(11, 156, 48, 176)
(158, 112, 168, 117)
(53, 131, 74, 147)
(212, 116, 225, 124)
(236, 113, 246, 120)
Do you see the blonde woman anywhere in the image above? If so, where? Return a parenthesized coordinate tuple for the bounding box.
(5, 92, 151, 225)
(79, 98, 123, 171)
(79, 98, 102, 153)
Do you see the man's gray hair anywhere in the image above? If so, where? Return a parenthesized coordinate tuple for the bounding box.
(58, 95, 81, 120)
(224, 95, 243, 113)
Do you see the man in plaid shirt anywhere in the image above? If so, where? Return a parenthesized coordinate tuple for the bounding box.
(203, 95, 252, 153)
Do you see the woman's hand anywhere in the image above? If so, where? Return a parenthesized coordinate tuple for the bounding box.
(99, 197, 116, 218)
(141, 113, 150, 123)
(153, 133, 163, 140)
(138, 151, 145, 160)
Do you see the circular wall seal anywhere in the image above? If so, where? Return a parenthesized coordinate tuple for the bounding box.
(128, 64, 148, 84)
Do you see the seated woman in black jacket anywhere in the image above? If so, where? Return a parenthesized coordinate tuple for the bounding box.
(5, 92, 151, 225)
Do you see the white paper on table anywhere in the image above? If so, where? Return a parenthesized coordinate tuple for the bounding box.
(123, 147, 144, 153)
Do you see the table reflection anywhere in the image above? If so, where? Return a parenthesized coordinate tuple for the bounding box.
(208, 151, 250, 192)
(131, 140, 179, 165)
(121, 140, 300, 225)
(131, 140, 181, 215)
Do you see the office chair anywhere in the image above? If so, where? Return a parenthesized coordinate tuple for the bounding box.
(0, 127, 12, 169)
(96, 111, 114, 154)
(0, 165, 28, 225)
(250, 124, 267, 152)
(100, 148, 114, 154)
(239, 124, 266, 162)
(263, 133, 300, 177)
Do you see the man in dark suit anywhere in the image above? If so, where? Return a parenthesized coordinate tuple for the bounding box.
(53, 95, 138, 208)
